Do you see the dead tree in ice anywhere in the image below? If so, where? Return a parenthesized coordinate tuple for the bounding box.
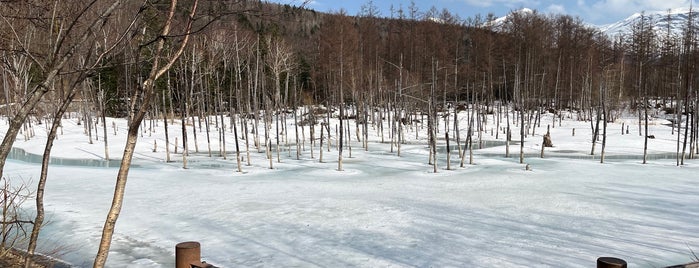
(96, 74, 110, 161)
(231, 108, 242, 172)
(163, 74, 173, 162)
(516, 63, 525, 164)
(429, 59, 439, 173)
(600, 79, 609, 164)
(679, 6, 696, 165)
(629, 13, 656, 163)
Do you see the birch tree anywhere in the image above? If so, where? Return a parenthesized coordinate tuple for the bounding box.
(0, 0, 127, 193)
(94, 0, 199, 266)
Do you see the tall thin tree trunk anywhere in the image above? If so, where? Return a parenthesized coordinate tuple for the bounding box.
(232, 110, 242, 172)
(98, 74, 110, 161)
(181, 87, 189, 169)
(25, 81, 80, 268)
(95, 1, 198, 265)
(319, 123, 324, 163)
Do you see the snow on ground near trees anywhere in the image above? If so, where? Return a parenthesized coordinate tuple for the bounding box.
(2, 109, 699, 267)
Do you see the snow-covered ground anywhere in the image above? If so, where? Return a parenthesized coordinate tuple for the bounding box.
(2, 108, 698, 267)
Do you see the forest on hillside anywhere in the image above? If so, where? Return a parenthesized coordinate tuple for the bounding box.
(1, 0, 699, 266)
(2, 1, 697, 118)
(3, 0, 698, 171)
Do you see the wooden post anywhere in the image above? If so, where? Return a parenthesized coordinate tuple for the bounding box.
(597, 257, 627, 268)
(176, 241, 201, 268)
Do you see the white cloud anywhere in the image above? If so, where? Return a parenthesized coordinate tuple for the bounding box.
(546, 4, 566, 14)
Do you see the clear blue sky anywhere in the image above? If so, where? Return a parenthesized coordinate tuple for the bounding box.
(270, 0, 696, 25)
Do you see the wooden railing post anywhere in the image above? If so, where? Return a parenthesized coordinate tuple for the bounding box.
(597, 257, 627, 268)
(176, 241, 201, 268)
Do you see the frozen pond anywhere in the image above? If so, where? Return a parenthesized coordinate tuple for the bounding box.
(2, 111, 698, 267)
(5, 140, 699, 267)
(8, 147, 124, 168)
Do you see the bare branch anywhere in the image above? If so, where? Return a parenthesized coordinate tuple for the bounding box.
(153, 0, 199, 82)
(0, 14, 45, 72)
(87, 0, 148, 71)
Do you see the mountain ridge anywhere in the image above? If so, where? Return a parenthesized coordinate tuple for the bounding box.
(488, 7, 697, 38)
(599, 7, 696, 38)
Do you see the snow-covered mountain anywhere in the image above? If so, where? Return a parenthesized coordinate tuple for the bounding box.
(485, 7, 696, 39)
(600, 8, 696, 38)
(482, 8, 534, 29)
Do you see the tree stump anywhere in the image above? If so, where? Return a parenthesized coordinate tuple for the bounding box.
(543, 133, 553, 147)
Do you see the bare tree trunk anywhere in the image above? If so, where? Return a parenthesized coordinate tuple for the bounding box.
(642, 69, 649, 164)
(319, 123, 324, 163)
(204, 113, 212, 157)
(265, 99, 273, 169)
(520, 107, 525, 164)
(506, 102, 511, 158)
(590, 107, 600, 155)
(219, 95, 227, 160)
(276, 109, 281, 163)
(180, 76, 189, 169)
(364, 103, 369, 151)
(162, 91, 172, 162)
(446, 126, 451, 170)
(327, 104, 332, 153)
(681, 97, 690, 165)
(253, 40, 262, 152)
(692, 97, 698, 159)
(190, 55, 199, 154)
(1, 67, 13, 125)
(338, 96, 344, 171)
(294, 97, 300, 160)
(82, 85, 93, 144)
(25, 80, 80, 268)
(677, 96, 683, 166)
(232, 110, 242, 172)
(346, 117, 352, 158)
(601, 82, 608, 163)
(454, 106, 462, 161)
(244, 118, 251, 166)
(181, 107, 188, 169)
(98, 74, 110, 161)
(94, 1, 198, 266)
(469, 101, 475, 165)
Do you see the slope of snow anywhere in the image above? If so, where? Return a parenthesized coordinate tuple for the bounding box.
(481, 7, 696, 40)
(482, 8, 534, 29)
(600, 7, 696, 38)
(1, 106, 698, 267)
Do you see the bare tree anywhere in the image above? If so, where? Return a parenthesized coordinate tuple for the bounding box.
(0, 0, 127, 193)
(25, 75, 82, 268)
(0, 177, 32, 259)
(94, 0, 199, 266)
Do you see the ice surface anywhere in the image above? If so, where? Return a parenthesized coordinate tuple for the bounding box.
(2, 109, 698, 267)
